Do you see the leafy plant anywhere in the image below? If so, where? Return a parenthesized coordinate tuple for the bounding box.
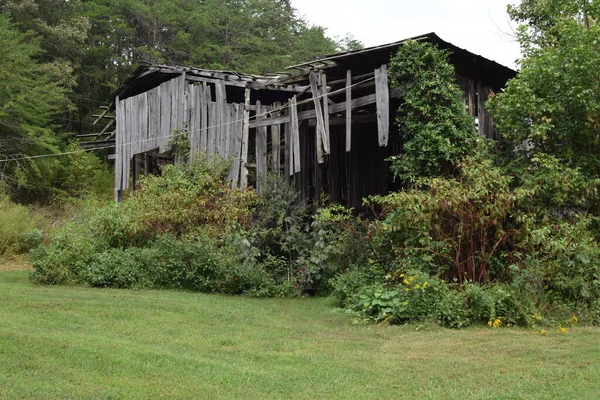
(388, 40, 478, 179)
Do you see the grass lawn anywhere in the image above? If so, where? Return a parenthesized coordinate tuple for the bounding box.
(1, 267, 600, 399)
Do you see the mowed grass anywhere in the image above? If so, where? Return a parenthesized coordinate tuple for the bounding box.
(1, 269, 600, 399)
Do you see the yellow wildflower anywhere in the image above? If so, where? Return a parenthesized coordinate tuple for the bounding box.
(399, 274, 405, 278)
(403, 279, 409, 285)
(557, 324, 567, 335)
(531, 314, 542, 321)
(571, 315, 579, 324)
(489, 318, 502, 329)
(404, 288, 409, 292)
(402, 301, 409, 307)
(422, 282, 428, 288)
(415, 284, 421, 289)
(540, 329, 547, 335)
(408, 276, 415, 282)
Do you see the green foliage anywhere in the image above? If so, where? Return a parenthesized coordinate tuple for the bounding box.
(367, 155, 527, 284)
(60, 142, 113, 201)
(0, 13, 70, 201)
(250, 176, 368, 295)
(30, 159, 289, 296)
(388, 40, 478, 179)
(331, 147, 600, 327)
(489, 0, 600, 177)
(0, 194, 42, 256)
(347, 271, 469, 328)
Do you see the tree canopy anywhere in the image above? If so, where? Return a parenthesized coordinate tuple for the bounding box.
(0, 0, 358, 201)
(489, 0, 600, 176)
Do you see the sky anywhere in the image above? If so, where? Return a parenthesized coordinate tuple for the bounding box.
(291, 0, 522, 70)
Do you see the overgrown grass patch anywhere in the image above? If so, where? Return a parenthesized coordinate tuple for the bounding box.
(1, 270, 599, 399)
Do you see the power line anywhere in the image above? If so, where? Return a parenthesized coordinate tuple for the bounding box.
(0, 75, 376, 164)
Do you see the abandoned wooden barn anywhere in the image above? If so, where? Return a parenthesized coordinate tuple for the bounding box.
(85, 32, 515, 207)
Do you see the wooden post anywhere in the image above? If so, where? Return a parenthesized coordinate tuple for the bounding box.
(200, 82, 209, 151)
(309, 71, 325, 163)
(114, 95, 122, 203)
(271, 102, 281, 176)
(240, 89, 251, 190)
(284, 108, 290, 179)
(320, 71, 330, 155)
(290, 96, 301, 174)
(256, 101, 268, 194)
(346, 69, 352, 152)
(215, 80, 226, 156)
(230, 103, 243, 189)
(375, 64, 389, 147)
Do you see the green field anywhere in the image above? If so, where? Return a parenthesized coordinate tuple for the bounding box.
(1, 268, 599, 399)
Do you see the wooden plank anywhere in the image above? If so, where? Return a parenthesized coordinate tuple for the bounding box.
(226, 104, 234, 157)
(346, 69, 352, 152)
(255, 101, 268, 194)
(179, 73, 186, 132)
(114, 95, 122, 202)
(148, 86, 159, 151)
(140, 93, 148, 155)
(249, 87, 403, 129)
(284, 108, 291, 178)
(160, 79, 172, 152)
(271, 102, 281, 176)
(290, 96, 301, 174)
(240, 89, 251, 190)
(123, 97, 131, 190)
(468, 79, 476, 117)
(309, 71, 325, 163)
(170, 77, 178, 135)
(320, 71, 330, 155)
(207, 101, 217, 156)
(200, 82, 209, 151)
(215, 80, 227, 156)
(375, 64, 390, 147)
(230, 104, 243, 189)
(188, 85, 197, 161)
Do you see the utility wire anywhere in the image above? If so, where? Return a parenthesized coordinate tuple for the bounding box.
(0, 75, 376, 164)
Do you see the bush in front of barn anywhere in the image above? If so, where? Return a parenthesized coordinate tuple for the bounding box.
(29, 157, 361, 296)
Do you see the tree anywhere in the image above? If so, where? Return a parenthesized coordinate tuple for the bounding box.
(0, 14, 69, 200)
(488, 0, 600, 176)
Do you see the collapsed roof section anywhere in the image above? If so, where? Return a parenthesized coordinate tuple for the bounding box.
(82, 32, 515, 150)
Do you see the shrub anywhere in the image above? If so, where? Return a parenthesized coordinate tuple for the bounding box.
(348, 271, 469, 328)
(0, 195, 43, 256)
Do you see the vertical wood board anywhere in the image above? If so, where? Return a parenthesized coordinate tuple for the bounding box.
(375, 64, 390, 147)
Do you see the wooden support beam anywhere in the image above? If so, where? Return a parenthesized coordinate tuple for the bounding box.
(346, 70, 352, 152)
(328, 71, 375, 87)
(215, 80, 227, 156)
(240, 89, 251, 190)
(284, 109, 291, 178)
(249, 87, 403, 129)
(271, 102, 281, 176)
(92, 103, 113, 126)
(200, 82, 208, 151)
(309, 71, 325, 163)
(375, 64, 390, 147)
(255, 101, 268, 194)
(290, 96, 301, 174)
(320, 71, 330, 155)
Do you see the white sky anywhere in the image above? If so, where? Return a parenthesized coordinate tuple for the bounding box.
(291, 0, 521, 70)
